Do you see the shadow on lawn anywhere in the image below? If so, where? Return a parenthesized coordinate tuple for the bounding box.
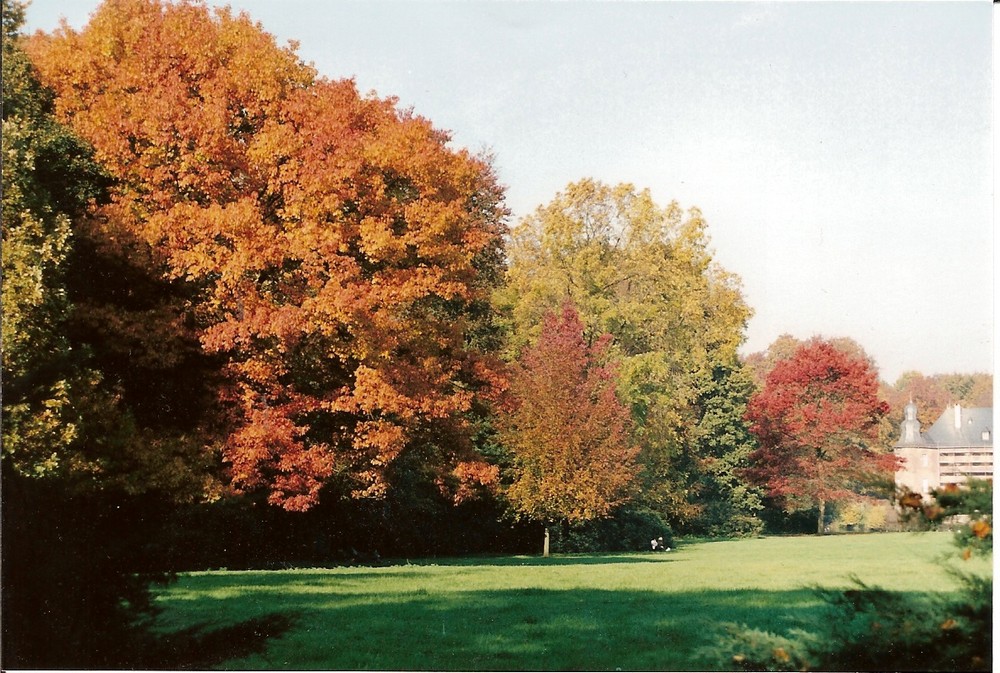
(295, 587, 947, 671)
(150, 611, 300, 670)
(155, 582, 869, 670)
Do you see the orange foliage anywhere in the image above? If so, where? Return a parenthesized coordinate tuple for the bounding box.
(971, 519, 991, 540)
(28, 0, 508, 510)
(502, 301, 639, 524)
(447, 461, 501, 505)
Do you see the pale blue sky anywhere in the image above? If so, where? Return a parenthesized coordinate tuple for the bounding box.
(23, 1, 994, 383)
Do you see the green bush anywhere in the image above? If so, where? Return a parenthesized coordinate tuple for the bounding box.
(714, 574, 989, 672)
(554, 507, 674, 553)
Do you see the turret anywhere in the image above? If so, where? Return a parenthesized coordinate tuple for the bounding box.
(897, 400, 924, 446)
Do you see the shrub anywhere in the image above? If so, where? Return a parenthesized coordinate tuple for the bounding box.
(713, 480, 992, 671)
(554, 507, 674, 553)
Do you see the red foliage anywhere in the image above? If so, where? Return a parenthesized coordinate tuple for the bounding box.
(502, 301, 639, 524)
(745, 338, 897, 516)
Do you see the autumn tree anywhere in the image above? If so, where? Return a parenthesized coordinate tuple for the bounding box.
(501, 301, 639, 556)
(881, 371, 993, 435)
(26, 0, 509, 511)
(744, 337, 994, 453)
(498, 179, 755, 533)
(744, 333, 901, 450)
(743, 333, 878, 390)
(745, 338, 896, 534)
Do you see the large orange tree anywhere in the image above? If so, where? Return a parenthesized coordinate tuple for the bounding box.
(26, 0, 508, 510)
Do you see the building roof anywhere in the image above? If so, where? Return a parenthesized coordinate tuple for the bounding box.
(896, 403, 993, 449)
(923, 406, 993, 448)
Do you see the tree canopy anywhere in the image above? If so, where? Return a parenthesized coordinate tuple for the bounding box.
(501, 301, 638, 551)
(3, 0, 97, 481)
(745, 338, 896, 533)
(499, 179, 757, 532)
(26, 0, 509, 510)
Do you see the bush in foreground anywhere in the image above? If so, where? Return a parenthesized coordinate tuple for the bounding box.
(714, 480, 992, 671)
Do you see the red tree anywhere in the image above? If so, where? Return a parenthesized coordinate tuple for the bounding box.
(745, 338, 896, 534)
(501, 301, 639, 555)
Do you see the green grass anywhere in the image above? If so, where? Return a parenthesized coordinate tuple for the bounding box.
(150, 532, 987, 670)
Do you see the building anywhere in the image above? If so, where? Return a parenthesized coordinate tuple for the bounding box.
(894, 402, 993, 497)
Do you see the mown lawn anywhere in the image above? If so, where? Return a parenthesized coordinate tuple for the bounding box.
(150, 531, 986, 670)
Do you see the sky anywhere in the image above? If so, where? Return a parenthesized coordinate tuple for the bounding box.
(22, 0, 994, 384)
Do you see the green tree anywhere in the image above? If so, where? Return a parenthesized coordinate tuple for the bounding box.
(499, 179, 754, 532)
(690, 360, 764, 536)
(3, 3, 220, 665)
(2, 0, 103, 480)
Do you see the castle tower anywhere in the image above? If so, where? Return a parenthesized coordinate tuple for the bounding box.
(897, 400, 925, 446)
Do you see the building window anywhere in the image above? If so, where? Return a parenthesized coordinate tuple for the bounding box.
(982, 429, 990, 441)
(921, 453, 929, 467)
(921, 479, 930, 494)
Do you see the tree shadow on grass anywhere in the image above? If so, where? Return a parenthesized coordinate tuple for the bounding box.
(149, 611, 300, 670)
(154, 583, 852, 670)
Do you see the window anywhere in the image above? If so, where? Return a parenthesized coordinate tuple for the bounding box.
(921, 479, 930, 494)
(982, 429, 990, 441)
(921, 453, 929, 467)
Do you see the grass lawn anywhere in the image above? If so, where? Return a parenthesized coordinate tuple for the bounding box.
(150, 531, 987, 670)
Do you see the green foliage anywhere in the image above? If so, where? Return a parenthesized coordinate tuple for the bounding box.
(553, 507, 674, 553)
(688, 360, 764, 536)
(717, 624, 816, 672)
(933, 480, 993, 558)
(717, 577, 990, 672)
(1, 0, 107, 479)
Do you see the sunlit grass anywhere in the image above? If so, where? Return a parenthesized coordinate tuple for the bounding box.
(152, 531, 985, 670)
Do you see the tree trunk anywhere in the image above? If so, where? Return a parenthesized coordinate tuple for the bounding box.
(817, 499, 826, 535)
(543, 525, 550, 557)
